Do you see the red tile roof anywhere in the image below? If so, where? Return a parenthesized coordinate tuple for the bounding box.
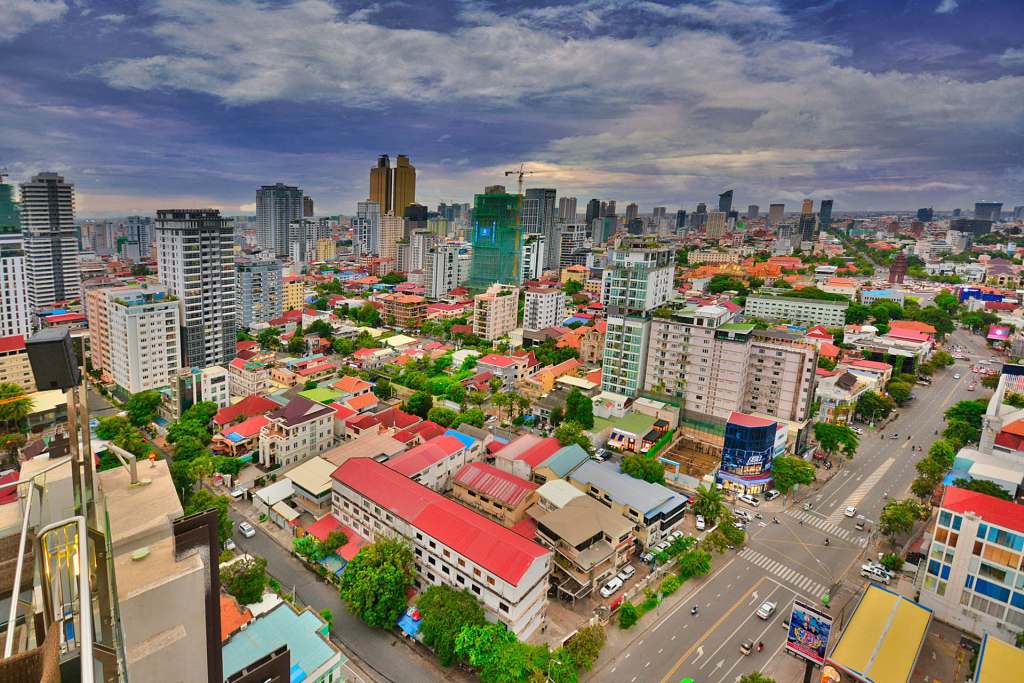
(886, 329, 931, 343)
(221, 414, 269, 439)
(728, 411, 776, 428)
(213, 395, 280, 427)
(941, 486, 1024, 533)
(454, 462, 538, 507)
(220, 593, 252, 643)
(505, 436, 562, 468)
(888, 320, 937, 335)
(334, 376, 372, 394)
(0, 335, 26, 353)
(332, 459, 549, 584)
(344, 392, 378, 413)
(477, 354, 517, 368)
(384, 435, 466, 476)
(848, 359, 892, 371)
(296, 361, 336, 377)
(327, 402, 357, 422)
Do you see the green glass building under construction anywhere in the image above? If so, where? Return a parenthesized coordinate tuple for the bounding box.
(0, 175, 19, 236)
(468, 189, 523, 289)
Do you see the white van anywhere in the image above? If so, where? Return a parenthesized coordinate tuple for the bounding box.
(860, 564, 891, 584)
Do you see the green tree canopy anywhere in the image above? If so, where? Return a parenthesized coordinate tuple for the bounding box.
(855, 391, 896, 422)
(677, 547, 712, 579)
(562, 279, 583, 296)
(124, 389, 163, 427)
(554, 420, 592, 452)
(564, 389, 594, 429)
(563, 625, 605, 672)
(184, 489, 232, 545)
(221, 556, 268, 604)
(693, 484, 726, 524)
(886, 381, 912, 405)
(620, 453, 665, 484)
(460, 407, 487, 428)
(257, 327, 282, 350)
(427, 406, 459, 427)
(879, 498, 928, 542)
(402, 391, 434, 419)
(339, 538, 416, 628)
(454, 623, 534, 682)
(416, 585, 487, 666)
(739, 674, 778, 683)
(770, 456, 816, 494)
(945, 400, 988, 430)
(813, 422, 860, 459)
(952, 478, 1012, 500)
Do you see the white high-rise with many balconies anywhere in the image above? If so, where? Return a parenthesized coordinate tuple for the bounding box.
(256, 183, 303, 257)
(20, 172, 80, 311)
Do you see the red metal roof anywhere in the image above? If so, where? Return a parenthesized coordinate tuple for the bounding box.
(221, 414, 269, 439)
(477, 354, 517, 368)
(728, 411, 776, 428)
(454, 462, 538, 507)
(941, 486, 1024, 533)
(0, 335, 26, 353)
(332, 459, 549, 584)
(213, 395, 279, 427)
(43, 313, 86, 323)
(848, 359, 892, 371)
(512, 437, 562, 468)
(384, 435, 466, 476)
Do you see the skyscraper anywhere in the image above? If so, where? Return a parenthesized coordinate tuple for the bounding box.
(558, 196, 577, 222)
(523, 188, 558, 269)
(706, 211, 728, 239)
(916, 208, 934, 222)
(675, 210, 687, 234)
(799, 199, 816, 242)
(974, 202, 1003, 222)
(256, 183, 303, 257)
(818, 199, 834, 233)
(0, 171, 18, 235)
(354, 200, 381, 256)
(392, 154, 417, 216)
(0, 242, 31, 337)
(468, 188, 523, 289)
(718, 190, 734, 214)
(124, 215, 154, 262)
(378, 214, 404, 269)
(156, 209, 236, 368)
(625, 202, 639, 222)
(369, 154, 392, 214)
(236, 260, 283, 328)
(20, 172, 80, 311)
(652, 206, 667, 222)
(768, 203, 785, 225)
(747, 205, 759, 220)
(303, 196, 314, 217)
(585, 198, 601, 223)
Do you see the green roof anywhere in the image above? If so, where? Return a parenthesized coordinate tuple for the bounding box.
(298, 387, 343, 404)
(718, 323, 755, 333)
(592, 411, 658, 436)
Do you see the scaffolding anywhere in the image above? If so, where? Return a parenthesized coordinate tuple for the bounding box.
(468, 191, 523, 289)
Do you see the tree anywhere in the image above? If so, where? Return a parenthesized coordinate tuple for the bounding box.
(184, 489, 232, 544)
(934, 291, 959, 314)
(124, 389, 163, 427)
(879, 498, 927, 543)
(427, 407, 459, 427)
(943, 420, 980, 450)
(945, 400, 988, 430)
(0, 383, 32, 432)
(562, 279, 583, 296)
(287, 332, 306, 354)
(303, 380, 319, 390)
(770, 456, 816, 494)
(563, 625, 605, 672)
(319, 608, 334, 632)
(373, 378, 394, 400)
(813, 422, 860, 459)
(549, 405, 564, 427)
(402, 391, 433, 419)
(339, 538, 416, 628)
(173, 435, 209, 463)
(564, 389, 594, 429)
(293, 534, 322, 561)
(454, 623, 532, 683)
(95, 415, 134, 440)
(416, 585, 487, 666)
(188, 454, 217, 486)
(306, 319, 334, 340)
(854, 391, 896, 422)
(952, 478, 1012, 500)
(928, 439, 956, 468)
(620, 453, 665, 484)
(617, 603, 639, 629)
(739, 674, 778, 683)
(460, 407, 487, 428)
(257, 327, 282, 350)
(693, 484, 726, 524)
(554, 421, 592, 453)
(318, 529, 349, 557)
(221, 556, 268, 604)
(677, 548, 712, 579)
(886, 381, 912, 405)
(488, 377, 504, 394)
(380, 271, 405, 285)
(844, 302, 871, 325)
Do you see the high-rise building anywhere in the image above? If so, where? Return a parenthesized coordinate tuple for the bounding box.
(593, 216, 617, 244)
(236, 260, 283, 328)
(974, 202, 1003, 222)
(303, 195, 314, 217)
(768, 203, 785, 225)
(952, 208, 962, 217)
(108, 286, 182, 394)
(747, 205, 759, 220)
(0, 243, 31, 338)
(256, 183, 303, 256)
(1013, 206, 1024, 221)
(706, 211, 728, 239)
(354, 200, 381, 255)
(558, 196, 577, 222)
(600, 237, 674, 396)
(652, 206, 667, 222)
(468, 189, 523, 289)
(122, 215, 154, 262)
(585, 198, 601, 223)
(370, 154, 392, 214)
(378, 214, 404, 270)
(288, 218, 317, 269)
(558, 222, 590, 268)
(917, 208, 934, 222)
(950, 218, 993, 236)
(521, 234, 546, 281)
(473, 283, 520, 340)
(156, 209, 236, 368)
(718, 190, 734, 214)
(798, 199, 816, 242)
(818, 199, 834, 233)
(0, 171, 19, 234)
(392, 154, 416, 216)
(20, 172, 80, 311)
(625, 202, 639, 222)
(523, 288, 565, 332)
(523, 188, 559, 269)
(605, 200, 617, 216)
(675, 210, 687, 234)
(425, 243, 467, 298)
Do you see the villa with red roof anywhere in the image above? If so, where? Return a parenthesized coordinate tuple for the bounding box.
(211, 414, 269, 458)
(476, 353, 526, 390)
(384, 434, 474, 491)
(331, 458, 552, 638)
(213, 394, 280, 427)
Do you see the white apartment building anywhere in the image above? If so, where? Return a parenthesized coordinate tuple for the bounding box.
(287, 218, 317, 268)
(558, 222, 590, 268)
(155, 209, 237, 368)
(236, 259, 283, 328)
(473, 283, 520, 341)
(20, 172, 81, 311)
(108, 286, 182, 394)
(0, 242, 32, 337)
(522, 288, 565, 332)
(744, 293, 849, 327)
(331, 458, 552, 638)
(353, 200, 381, 256)
(256, 183, 303, 257)
(258, 396, 335, 469)
(227, 357, 271, 397)
(521, 235, 546, 281)
(425, 243, 468, 299)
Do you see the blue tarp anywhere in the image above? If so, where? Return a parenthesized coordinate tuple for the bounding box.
(397, 612, 422, 637)
(289, 663, 308, 683)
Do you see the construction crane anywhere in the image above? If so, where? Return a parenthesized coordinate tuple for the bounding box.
(504, 164, 537, 195)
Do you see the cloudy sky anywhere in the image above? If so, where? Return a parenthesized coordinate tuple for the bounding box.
(1, 0, 1022, 217)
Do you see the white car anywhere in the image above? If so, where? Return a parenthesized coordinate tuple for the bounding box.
(654, 540, 671, 553)
(860, 564, 891, 584)
(764, 489, 781, 501)
(238, 521, 256, 538)
(223, 538, 236, 551)
(669, 530, 685, 541)
(695, 514, 706, 531)
(844, 506, 857, 518)
(734, 509, 752, 522)
(599, 577, 623, 598)
(953, 373, 961, 379)
(851, 426, 864, 435)
(756, 601, 776, 619)
(738, 494, 760, 507)
(616, 565, 636, 582)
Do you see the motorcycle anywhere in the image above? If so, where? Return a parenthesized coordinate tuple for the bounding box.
(825, 537, 830, 546)
(691, 605, 699, 616)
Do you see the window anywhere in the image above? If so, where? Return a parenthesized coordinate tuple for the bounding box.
(474, 568, 481, 577)
(472, 584, 481, 595)
(499, 602, 509, 613)
(486, 576, 496, 586)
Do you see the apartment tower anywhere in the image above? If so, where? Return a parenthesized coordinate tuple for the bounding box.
(256, 183, 304, 257)
(20, 172, 81, 311)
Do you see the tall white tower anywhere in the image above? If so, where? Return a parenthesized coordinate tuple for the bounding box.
(20, 172, 80, 311)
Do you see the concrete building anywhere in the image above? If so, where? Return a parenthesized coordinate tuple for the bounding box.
(0, 334, 33, 390)
(744, 292, 849, 327)
(287, 218, 317, 269)
(523, 188, 559, 269)
(258, 396, 335, 469)
(558, 196, 577, 222)
(256, 183, 303, 256)
(236, 260, 283, 328)
(228, 357, 271, 397)
(558, 222, 590, 268)
(282, 275, 305, 311)
(108, 286, 182, 394)
(520, 234, 546, 281)
(0, 241, 32, 337)
(166, 365, 231, 421)
(601, 237, 674, 396)
(353, 200, 381, 256)
(917, 486, 1024, 642)
(473, 283, 519, 341)
(156, 209, 237, 368)
(476, 353, 525, 391)
(331, 458, 552, 638)
(452, 461, 538, 527)
(705, 211, 728, 239)
(20, 172, 80, 311)
(523, 288, 565, 332)
(768, 203, 785, 225)
(384, 433, 476, 492)
(378, 213, 404, 268)
(425, 243, 467, 299)
(316, 237, 336, 262)
(380, 293, 426, 330)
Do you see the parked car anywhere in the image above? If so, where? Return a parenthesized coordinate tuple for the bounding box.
(756, 601, 776, 619)
(224, 538, 236, 551)
(850, 426, 864, 435)
(695, 514, 706, 531)
(617, 565, 636, 582)
(669, 529, 685, 541)
(734, 509, 752, 522)
(764, 489, 781, 501)
(654, 540, 671, 553)
(860, 564, 891, 584)
(738, 494, 760, 507)
(238, 521, 256, 538)
(640, 551, 655, 564)
(230, 487, 245, 499)
(953, 373, 961, 379)
(599, 577, 623, 598)
(844, 506, 857, 518)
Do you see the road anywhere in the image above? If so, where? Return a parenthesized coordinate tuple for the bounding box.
(592, 329, 988, 683)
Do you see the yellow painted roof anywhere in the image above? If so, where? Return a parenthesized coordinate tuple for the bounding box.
(974, 634, 1024, 683)
(829, 586, 931, 683)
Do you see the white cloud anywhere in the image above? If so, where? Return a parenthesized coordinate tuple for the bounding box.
(999, 48, 1024, 69)
(935, 0, 958, 14)
(97, 13, 127, 23)
(0, 0, 67, 42)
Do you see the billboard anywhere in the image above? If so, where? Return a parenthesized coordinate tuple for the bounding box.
(786, 600, 833, 665)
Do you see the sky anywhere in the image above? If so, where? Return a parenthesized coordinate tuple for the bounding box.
(1, 0, 1023, 217)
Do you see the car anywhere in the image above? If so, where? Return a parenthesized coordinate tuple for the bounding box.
(844, 506, 857, 518)
(756, 601, 776, 619)
(669, 529, 685, 541)
(599, 577, 623, 598)
(764, 489, 781, 501)
(865, 560, 893, 577)
(734, 508, 751, 521)
(654, 540, 671, 553)
(695, 514, 706, 531)
(734, 521, 746, 531)
(617, 565, 636, 582)
(740, 640, 754, 656)
(640, 551, 655, 564)
(850, 426, 864, 435)
(224, 538, 236, 551)
(860, 564, 891, 584)
(230, 487, 245, 499)
(954, 373, 961, 379)
(968, 384, 976, 391)
(238, 521, 256, 538)
(738, 494, 760, 507)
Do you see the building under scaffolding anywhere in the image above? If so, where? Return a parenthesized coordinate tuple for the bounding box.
(468, 189, 523, 289)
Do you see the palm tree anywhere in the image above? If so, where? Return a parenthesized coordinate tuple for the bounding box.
(0, 382, 33, 432)
(693, 484, 726, 525)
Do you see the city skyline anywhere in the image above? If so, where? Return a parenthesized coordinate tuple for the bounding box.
(1, 0, 1023, 216)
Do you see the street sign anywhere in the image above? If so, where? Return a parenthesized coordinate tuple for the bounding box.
(785, 599, 833, 666)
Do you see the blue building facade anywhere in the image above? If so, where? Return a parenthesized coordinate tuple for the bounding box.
(718, 412, 786, 494)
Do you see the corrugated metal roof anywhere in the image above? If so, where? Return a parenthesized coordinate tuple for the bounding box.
(454, 462, 537, 507)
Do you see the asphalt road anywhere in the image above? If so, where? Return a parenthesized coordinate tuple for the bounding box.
(592, 329, 989, 683)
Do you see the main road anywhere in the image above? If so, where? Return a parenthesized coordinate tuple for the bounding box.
(591, 328, 988, 683)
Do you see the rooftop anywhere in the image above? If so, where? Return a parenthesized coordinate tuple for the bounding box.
(269, 395, 335, 427)
(569, 460, 688, 518)
(537, 444, 590, 478)
(535, 479, 585, 509)
(973, 634, 1024, 683)
(533, 494, 632, 547)
(284, 456, 338, 497)
(454, 461, 538, 507)
(214, 394, 279, 426)
(728, 411, 776, 429)
(384, 434, 467, 476)
(941, 486, 1024, 533)
(221, 603, 337, 681)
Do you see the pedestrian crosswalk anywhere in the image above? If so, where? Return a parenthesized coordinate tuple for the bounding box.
(786, 510, 869, 547)
(826, 458, 894, 523)
(738, 547, 827, 598)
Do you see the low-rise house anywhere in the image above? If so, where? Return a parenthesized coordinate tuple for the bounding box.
(530, 444, 591, 485)
(815, 371, 873, 425)
(492, 434, 562, 481)
(331, 458, 552, 638)
(451, 462, 539, 527)
(384, 433, 476, 492)
(283, 455, 337, 515)
(0, 335, 33, 391)
(213, 394, 280, 429)
(211, 414, 269, 458)
(344, 406, 420, 439)
(568, 460, 689, 549)
(841, 358, 894, 386)
(521, 358, 580, 399)
(475, 353, 525, 391)
(271, 355, 337, 387)
(227, 357, 271, 397)
(577, 322, 607, 364)
(258, 396, 336, 469)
